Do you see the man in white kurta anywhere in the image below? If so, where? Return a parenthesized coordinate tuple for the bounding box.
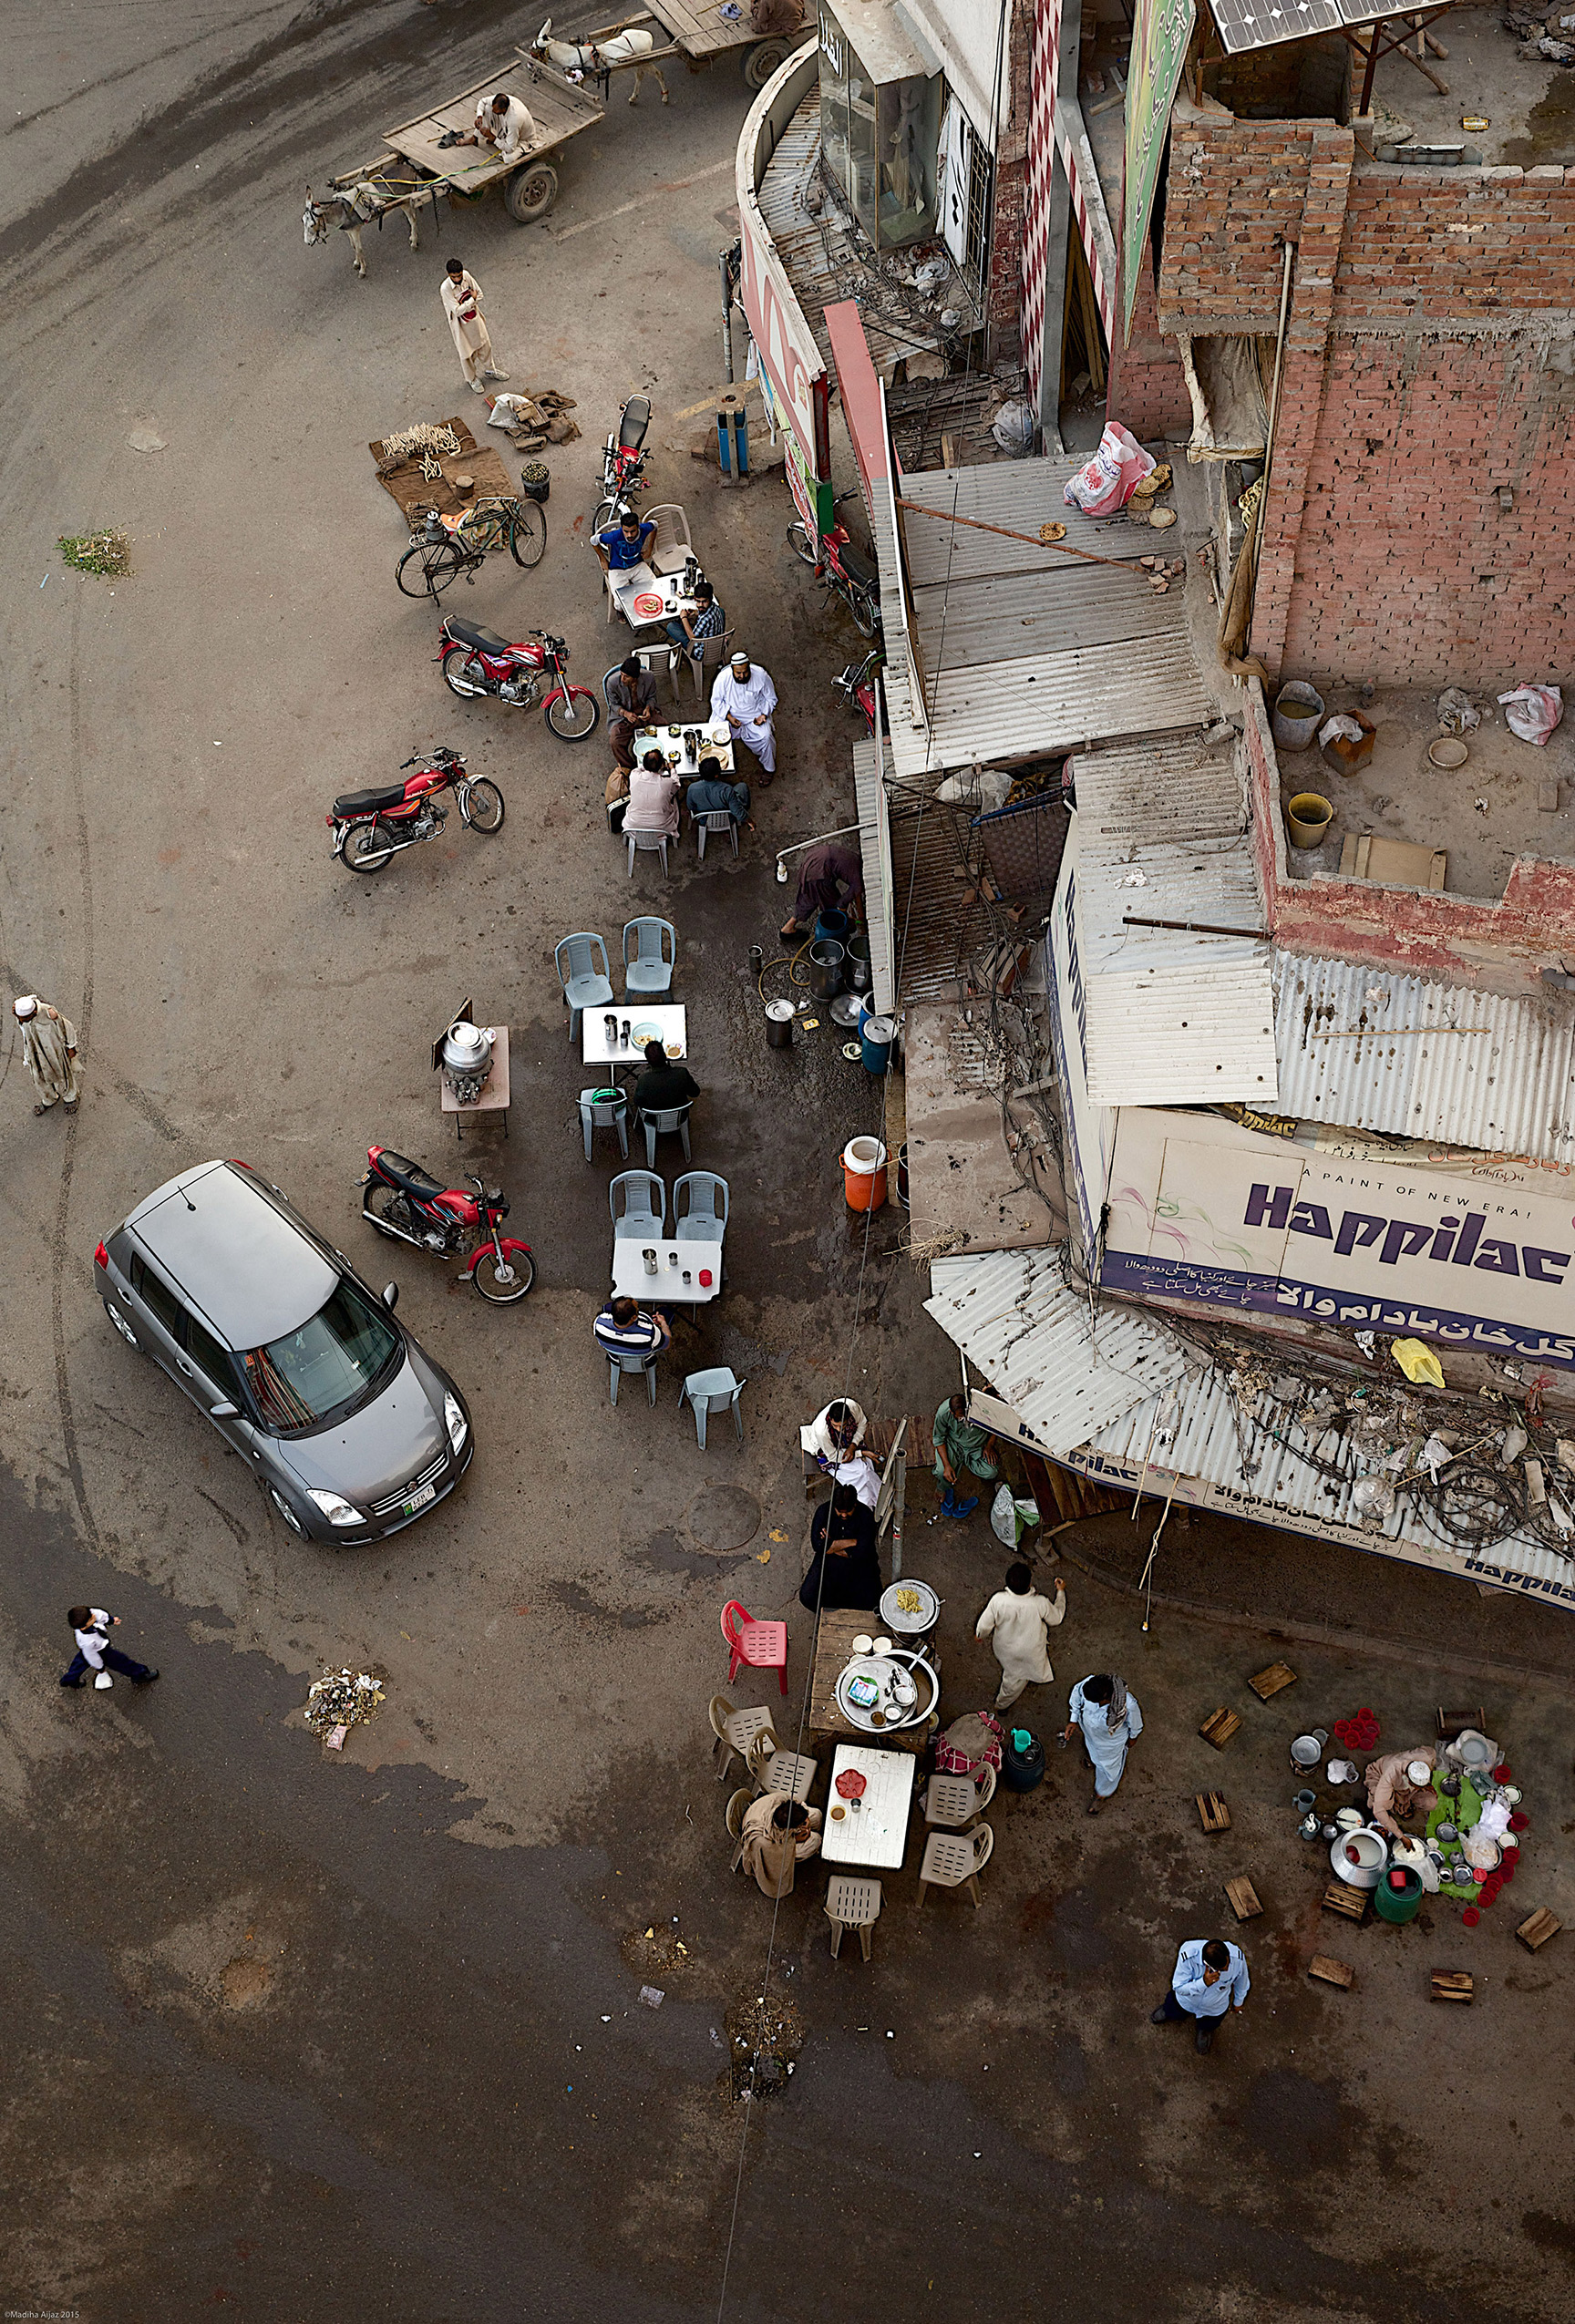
(710, 653, 777, 779)
(1065, 1671, 1143, 1813)
(15, 994, 80, 1113)
(470, 90, 536, 159)
(975, 1563, 1066, 1710)
(440, 260, 507, 393)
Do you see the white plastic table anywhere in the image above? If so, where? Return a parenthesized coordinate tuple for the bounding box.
(607, 560, 698, 630)
(820, 1743, 915, 1869)
(582, 1003, 687, 1065)
(632, 725, 735, 779)
(610, 1239, 723, 1303)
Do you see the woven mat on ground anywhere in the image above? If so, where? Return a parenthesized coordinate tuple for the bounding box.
(368, 417, 515, 522)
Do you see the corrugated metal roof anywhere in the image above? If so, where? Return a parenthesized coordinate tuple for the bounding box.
(1272, 954, 1575, 1165)
(901, 460, 1152, 584)
(890, 636, 1213, 780)
(1077, 836, 1268, 974)
(923, 1249, 1192, 1445)
(1084, 962, 1280, 1107)
(1071, 733, 1244, 845)
(1079, 1369, 1575, 1600)
(852, 732, 895, 1014)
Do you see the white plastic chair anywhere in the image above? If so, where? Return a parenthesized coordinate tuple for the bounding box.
(918, 1821, 993, 1909)
(555, 932, 613, 1042)
(607, 1340, 660, 1406)
(625, 826, 670, 878)
(579, 1085, 629, 1163)
(623, 918, 675, 996)
(644, 502, 693, 576)
(709, 1695, 776, 1784)
(679, 626, 735, 705)
(609, 1169, 664, 1239)
(680, 1366, 746, 1449)
(674, 1171, 728, 1240)
(825, 1874, 882, 1961)
(696, 808, 739, 862)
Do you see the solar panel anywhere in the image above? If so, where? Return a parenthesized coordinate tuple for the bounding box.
(1206, 0, 1362, 54)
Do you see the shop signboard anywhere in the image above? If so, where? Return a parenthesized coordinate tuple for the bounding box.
(1121, 0, 1193, 344)
(1101, 1109, 1575, 1369)
(738, 173, 833, 534)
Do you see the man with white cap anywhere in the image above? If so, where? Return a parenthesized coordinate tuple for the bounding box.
(709, 650, 778, 784)
(14, 994, 80, 1115)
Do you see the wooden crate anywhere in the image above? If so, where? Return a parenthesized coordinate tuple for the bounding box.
(1199, 1708, 1241, 1750)
(1515, 1908, 1561, 1953)
(1224, 1876, 1262, 1922)
(1195, 1790, 1231, 1834)
(1247, 1661, 1298, 1702)
(1322, 1880, 1369, 1924)
(1430, 1970, 1474, 2005)
(1309, 1953, 1354, 1990)
(1436, 1705, 1486, 1741)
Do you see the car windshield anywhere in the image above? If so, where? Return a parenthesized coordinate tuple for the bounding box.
(241, 1280, 399, 1432)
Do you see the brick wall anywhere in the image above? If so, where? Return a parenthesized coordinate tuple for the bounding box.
(1157, 129, 1575, 681)
(988, 0, 1033, 335)
(1240, 681, 1575, 985)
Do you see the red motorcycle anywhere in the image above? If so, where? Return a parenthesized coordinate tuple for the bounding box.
(592, 394, 651, 532)
(328, 747, 503, 876)
(787, 491, 880, 639)
(437, 617, 601, 741)
(361, 1147, 534, 1304)
(832, 647, 883, 736)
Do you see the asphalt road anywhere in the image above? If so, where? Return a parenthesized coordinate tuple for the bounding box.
(2, 6, 1572, 2320)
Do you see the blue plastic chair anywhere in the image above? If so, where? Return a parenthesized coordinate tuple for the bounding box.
(580, 1085, 629, 1163)
(680, 1367, 746, 1449)
(556, 933, 613, 1044)
(623, 918, 675, 997)
(608, 1342, 660, 1406)
(639, 1102, 692, 1170)
(674, 1171, 728, 1240)
(610, 1169, 665, 1239)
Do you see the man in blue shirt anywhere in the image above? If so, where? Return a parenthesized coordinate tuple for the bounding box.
(592, 1297, 670, 1383)
(596, 509, 656, 575)
(1151, 1937, 1251, 2053)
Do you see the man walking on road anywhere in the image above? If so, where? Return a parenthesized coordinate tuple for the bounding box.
(975, 1562, 1065, 1710)
(441, 259, 508, 394)
(15, 993, 80, 1116)
(1064, 1671, 1143, 1815)
(61, 1607, 160, 1691)
(1151, 1937, 1250, 2053)
(710, 651, 777, 783)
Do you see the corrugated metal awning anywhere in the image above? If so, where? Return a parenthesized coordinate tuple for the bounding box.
(1272, 954, 1575, 1166)
(923, 1249, 1192, 1447)
(1071, 732, 1244, 846)
(1084, 961, 1280, 1107)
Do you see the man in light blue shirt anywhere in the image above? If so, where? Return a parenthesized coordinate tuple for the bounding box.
(1064, 1671, 1142, 1815)
(1151, 1938, 1251, 2054)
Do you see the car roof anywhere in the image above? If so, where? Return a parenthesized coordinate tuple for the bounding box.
(127, 1160, 337, 1347)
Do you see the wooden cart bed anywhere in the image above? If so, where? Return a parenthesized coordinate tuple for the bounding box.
(379, 57, 602, 189)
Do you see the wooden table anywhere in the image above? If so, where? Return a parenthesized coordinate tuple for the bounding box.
(609, 1239, 723, 1304)
(820, 1743, 916, 1869)
(808, 1607, 939, 1757)
(582, 1003, 686, 1065)
(439, 1024, 510, 1141)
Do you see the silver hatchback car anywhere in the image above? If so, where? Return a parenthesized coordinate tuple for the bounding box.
(94, 1159, 473, 1544)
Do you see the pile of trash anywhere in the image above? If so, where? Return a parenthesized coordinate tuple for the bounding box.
(1506, 5, 1575, 61)
(724, 1988, 804, 2101)
(483, 388, 580, 450)
(303, 1666, 386, 1749)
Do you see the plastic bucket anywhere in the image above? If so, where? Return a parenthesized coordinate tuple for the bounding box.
(860, 1013, 895, 1075)
(1374, 1865, 1425, 1925)
(1272, 681, 1325, 751)
(815, 907, 850, 945)
(808, 940, 845, 1000)
(519, 462, 551, 504)
(765, 998, 796, 1050)
(845, 931, 871, 992)
(842, 1136, 888, 1211)
(1287, 793, 1333, 849)
(1003, 1728, 1045, 1792)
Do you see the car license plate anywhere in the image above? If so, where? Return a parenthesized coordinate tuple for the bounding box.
(403, 1481, 438, 1517)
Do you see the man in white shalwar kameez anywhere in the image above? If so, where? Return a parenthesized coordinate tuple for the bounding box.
(15, 994, 80, 1115)
(441, 259, 508, 393)
(468, 90, 536, 160)
(1065, 1671, 1143, 1815)
(975, 1562, 1065, 1710)
(710, 652, 778, 781)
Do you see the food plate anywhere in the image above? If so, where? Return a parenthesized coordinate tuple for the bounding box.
(631, 591, 664, 618)
(709, 722, 731, 746)
(630, 1022, 664, 1046)
(880, 1578, 939, 1633)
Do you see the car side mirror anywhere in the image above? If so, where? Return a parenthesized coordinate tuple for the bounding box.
(210, 1401, 239, 1419)
(382, 1283, 399, 1311)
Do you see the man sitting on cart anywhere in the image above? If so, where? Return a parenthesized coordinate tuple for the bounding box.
(464, 91, 536, 159)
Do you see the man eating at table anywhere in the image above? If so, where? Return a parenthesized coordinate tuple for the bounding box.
(596, 508, 657, 579)
(687, 757, 750, 828)
(607, 655, 658, 772)
(665, 577, 726, 661)
(710, 650, 778, 785)
(627, 749, 681, 838)
(633, 1038, 698, 1119)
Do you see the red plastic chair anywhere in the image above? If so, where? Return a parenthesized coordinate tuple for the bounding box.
(721, 1599, 788, 1695)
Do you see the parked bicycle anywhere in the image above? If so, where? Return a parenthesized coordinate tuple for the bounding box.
(786, 490, 880, 638)
(396, 497, 546, 599)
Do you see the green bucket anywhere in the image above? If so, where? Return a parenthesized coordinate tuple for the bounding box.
(1373, 1865, 1424, 1925)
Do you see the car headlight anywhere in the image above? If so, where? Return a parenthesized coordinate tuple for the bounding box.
(308, 1488, 366, 1528)
(444, 1392, 468, 1455)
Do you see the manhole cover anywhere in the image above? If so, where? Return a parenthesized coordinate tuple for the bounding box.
(687, 1483, 761, 1554)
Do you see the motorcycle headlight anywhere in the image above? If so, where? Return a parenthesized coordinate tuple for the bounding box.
(444, 1392, 468, 1455)
(308, 1488, 366, 1528)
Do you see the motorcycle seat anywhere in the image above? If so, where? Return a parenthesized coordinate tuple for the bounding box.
(619, 396, 651, 450)
(839, 537, 877, 591)
(375, 1150, 449, 1199)
(445, 618, 510, 654)
(334, 780, 411, 817)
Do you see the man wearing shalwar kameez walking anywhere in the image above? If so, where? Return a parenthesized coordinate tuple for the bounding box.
(440, 259, 508, 394)
(975, 1561, 1066, 1711)
(1065, 1671, 1143, 1816)
(14, 994, 80, 1115)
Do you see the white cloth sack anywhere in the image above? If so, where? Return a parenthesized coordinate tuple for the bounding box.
(1064, 423, 1155, 516)
(1498, 684, 1563, 745)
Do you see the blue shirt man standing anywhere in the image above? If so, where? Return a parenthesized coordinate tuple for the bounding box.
(1151, 1938, 1251, 2053)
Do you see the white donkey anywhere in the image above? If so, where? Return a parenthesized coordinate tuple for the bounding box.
(304, 182, 423, 281)
(531, 15, 670, 106)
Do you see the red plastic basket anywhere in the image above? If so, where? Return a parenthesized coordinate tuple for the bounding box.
(1462, 1907, 1480, 1926)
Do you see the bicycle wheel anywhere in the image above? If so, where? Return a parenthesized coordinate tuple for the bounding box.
(786, 519, 818, 566)
(545, 687, 600, 743)
(472, 1246, 535, 1303)
(509, 500, 547, 569)
(460, 778, 506, 832)
(397, 538, 463, 599)
(345, 818, 396, 873)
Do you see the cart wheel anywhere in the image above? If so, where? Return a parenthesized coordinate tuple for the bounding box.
(506, 164, 559, 223)
(744, 40, 789, 88)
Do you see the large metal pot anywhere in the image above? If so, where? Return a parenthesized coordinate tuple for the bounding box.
(441, 1020, 494, 1105)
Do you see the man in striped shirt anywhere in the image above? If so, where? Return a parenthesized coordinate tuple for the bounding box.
(592, 1297, 671, 1368)
(666, 579, 726, 661)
